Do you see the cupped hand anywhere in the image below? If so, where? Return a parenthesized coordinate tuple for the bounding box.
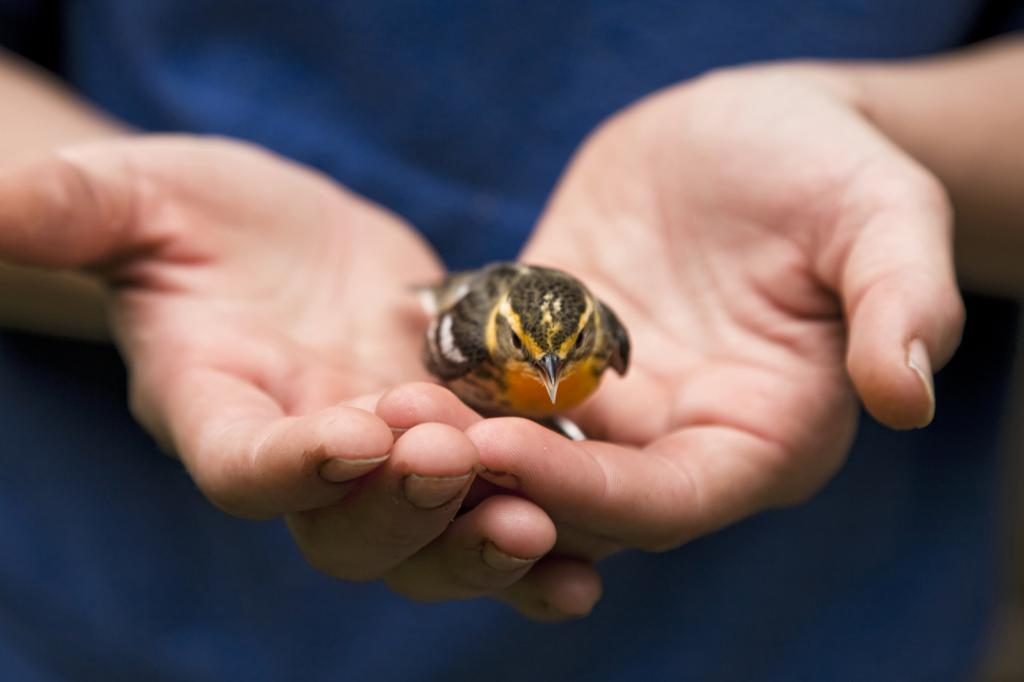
(0, 136, 598, 618)
(467, 66, 965, 556)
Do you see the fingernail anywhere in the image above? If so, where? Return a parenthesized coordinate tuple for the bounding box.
(907, 338, 935, 427)
(403, 473, 472, 509)
(479, 468, 521, 490)
(319, 455, 389, 483)
(481, 542, 539, 572)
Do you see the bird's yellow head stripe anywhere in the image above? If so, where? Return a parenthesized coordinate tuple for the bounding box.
(488, 295, 544, 358)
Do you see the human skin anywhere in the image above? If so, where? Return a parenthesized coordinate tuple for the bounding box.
(1, 37, 1022, 613)
(0, 54, 598, 620)
(467, 38, 1023, 559)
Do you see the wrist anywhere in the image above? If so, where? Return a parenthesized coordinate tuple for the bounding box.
(0, 49, 129, 161)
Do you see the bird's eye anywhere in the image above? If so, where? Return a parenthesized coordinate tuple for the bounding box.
(574, 330, 587, 349)
(510, 332, 523, 351)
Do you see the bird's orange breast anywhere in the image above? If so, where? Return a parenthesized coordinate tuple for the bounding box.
(502, 360, 603, 417)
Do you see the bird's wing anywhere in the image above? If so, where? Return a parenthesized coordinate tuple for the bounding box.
(413, 269, 481, 316)
(422, 277, 496, 381)
(597, 299, 631, 375)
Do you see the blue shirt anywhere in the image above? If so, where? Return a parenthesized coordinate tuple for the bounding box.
(0, 2, 1021, 680)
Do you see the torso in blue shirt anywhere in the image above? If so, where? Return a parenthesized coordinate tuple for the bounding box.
(0, 2, 1021, 680)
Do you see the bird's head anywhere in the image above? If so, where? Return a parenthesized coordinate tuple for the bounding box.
(487, 268, 601, 405)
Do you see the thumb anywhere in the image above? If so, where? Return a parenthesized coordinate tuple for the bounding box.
(0, 143, 145, 269)
(143, 365, 395, 519)
(833, 170, 965, 429)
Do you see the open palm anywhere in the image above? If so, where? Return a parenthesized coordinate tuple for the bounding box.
(1, 137, 439, 512)
(0, 137, 597, 618)
(469, 67, 964, 555)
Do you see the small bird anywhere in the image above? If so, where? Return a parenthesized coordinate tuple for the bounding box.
(419, 262, 630, 423)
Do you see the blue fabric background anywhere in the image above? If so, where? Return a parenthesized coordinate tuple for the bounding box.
(55, 0, 1024, 268)
(0, 2, 1021, 680)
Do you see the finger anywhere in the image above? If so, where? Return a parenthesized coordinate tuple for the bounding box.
(386, 495, 555, 600)
(0, 146, 142, 269)
(375, 381, 483, 432)
(343, 392, 385, 413)
(550, 522, 623, 560)
(151, 367, 394, 519)
(824, 165, 965, 429)
(498, 557, 604, 621)
(286, 422, 477, 582)
(469, 418, 832, 552)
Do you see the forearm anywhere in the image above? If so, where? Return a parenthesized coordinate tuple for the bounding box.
(842, 36, 1024, 298)
(0, 49, 126, 340)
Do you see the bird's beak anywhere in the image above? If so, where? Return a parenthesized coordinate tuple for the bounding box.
(536, 354, 563, 404)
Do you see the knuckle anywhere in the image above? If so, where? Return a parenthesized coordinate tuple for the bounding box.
(850, 156, 950, 225)
(908, 175, 954, 227)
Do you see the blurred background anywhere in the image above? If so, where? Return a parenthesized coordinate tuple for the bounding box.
(0, 4, 1021, 681)
(980, 326, 1024, 680)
